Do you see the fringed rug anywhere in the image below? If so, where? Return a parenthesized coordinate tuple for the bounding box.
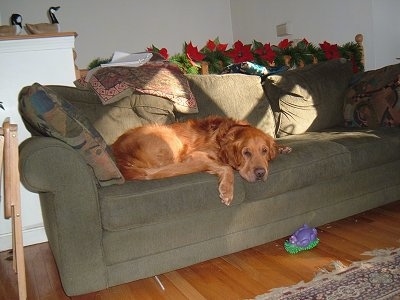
(255, 248, 400, 300)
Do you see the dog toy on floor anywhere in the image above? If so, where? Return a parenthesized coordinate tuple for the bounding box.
(284, 224, 319, 254)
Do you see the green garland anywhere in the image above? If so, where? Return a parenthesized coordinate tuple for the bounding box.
(87, 56, 112, 70)
(168, 53, 200, 74)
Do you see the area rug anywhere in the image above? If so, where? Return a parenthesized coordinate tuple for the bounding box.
(254, 248, 400, 300)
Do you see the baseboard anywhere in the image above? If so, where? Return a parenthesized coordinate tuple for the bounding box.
(0, 225, 48, 252)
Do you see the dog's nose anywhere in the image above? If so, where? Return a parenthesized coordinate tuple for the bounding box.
(254, 167, 266, 179)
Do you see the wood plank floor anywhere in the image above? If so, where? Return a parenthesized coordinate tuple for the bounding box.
(1, 200, 400, 300)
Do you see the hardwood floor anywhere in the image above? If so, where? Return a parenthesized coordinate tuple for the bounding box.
(1, 200, 400, 300)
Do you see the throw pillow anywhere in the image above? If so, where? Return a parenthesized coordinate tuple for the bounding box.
(263, 58, 353, 137)
(18, 83, 125, 186)
(183, 73, 276, 137)
(75, 61, 198, 114)
(344, 63, 400, 128)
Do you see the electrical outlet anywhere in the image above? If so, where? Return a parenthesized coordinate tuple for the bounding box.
(276, 22, 292, 37)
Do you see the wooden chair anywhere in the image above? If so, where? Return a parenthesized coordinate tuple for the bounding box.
(0, 118, 27, 299)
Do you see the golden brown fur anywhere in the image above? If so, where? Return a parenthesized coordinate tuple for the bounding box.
(112, 116, 290, 205)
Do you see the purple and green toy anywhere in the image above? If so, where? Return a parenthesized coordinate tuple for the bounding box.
(284, 224, 319, 254)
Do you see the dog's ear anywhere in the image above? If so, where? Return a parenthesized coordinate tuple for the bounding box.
(269, 139, 278, 160)
(217, 126, 243, 168)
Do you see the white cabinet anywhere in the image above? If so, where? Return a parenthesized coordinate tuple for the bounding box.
(0, 32, 78, 251)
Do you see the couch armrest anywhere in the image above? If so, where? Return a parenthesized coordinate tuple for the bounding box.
(19, 137, 108, 295)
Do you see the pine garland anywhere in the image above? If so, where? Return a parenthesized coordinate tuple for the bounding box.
(168, 53, 200, 74)
(87, 56, 112, 70)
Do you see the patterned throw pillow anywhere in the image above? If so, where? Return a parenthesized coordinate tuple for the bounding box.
(75, 61, 198, 114)
(18, 83, 125, 187)
(344, 63, 400, 128)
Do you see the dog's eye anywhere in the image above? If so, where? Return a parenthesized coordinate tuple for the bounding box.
(243, 149, 252, 158)
(262, 147, 269, 154)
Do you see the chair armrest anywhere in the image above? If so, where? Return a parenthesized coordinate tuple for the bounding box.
(19, 136, 107, 295)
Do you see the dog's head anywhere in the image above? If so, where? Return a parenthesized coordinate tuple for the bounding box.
(218, 125, 277, 182)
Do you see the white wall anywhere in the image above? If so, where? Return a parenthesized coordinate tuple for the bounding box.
(370, 0, 400, 68)
(0, 0, 233, 69)
(230, 0, 400, 70)
(2, 1, 398, 69)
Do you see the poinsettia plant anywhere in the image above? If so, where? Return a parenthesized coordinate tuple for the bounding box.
(148, 37, 363, 74)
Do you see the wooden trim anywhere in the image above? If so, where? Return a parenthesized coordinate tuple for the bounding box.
(355, 33, 364, 66)
(0, 31, 77, 41)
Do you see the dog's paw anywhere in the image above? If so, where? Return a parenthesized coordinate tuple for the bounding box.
(278, 145, 292, 154)
(219, 184, 233, 206)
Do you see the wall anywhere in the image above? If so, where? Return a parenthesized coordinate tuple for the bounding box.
(2, 1, 398, 69)
(230, 0, 400, 70)
(0, 0, 233, 69)
(371, 0, 400, 68)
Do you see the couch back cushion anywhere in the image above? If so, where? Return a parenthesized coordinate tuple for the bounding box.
(263, 58, 353, 137)
(183, 74, 276, 137)
(47, 85, 176, 145)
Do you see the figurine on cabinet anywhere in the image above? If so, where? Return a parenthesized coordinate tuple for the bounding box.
(25, 6, 61, 34)
(0, 14, 23, 37)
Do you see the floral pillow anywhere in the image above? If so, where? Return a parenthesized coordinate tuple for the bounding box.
(18, 83, 125, 186)
(344, 63, 400, 128)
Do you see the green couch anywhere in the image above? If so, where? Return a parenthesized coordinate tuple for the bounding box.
(18, 59, 400, 296)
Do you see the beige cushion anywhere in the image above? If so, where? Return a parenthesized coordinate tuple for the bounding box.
(48, 85, 176, 145)
(264, 58, 353, 137)
(184, 74, 276, 137)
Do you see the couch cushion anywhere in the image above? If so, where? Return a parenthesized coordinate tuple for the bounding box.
(313, 128, 400, 171)
(243, 128, 400, 201)
(99, 172, 245, 232)
(344, 63, 400, 128)
(183, 74, 276, 137)
(263, 58, 353, 137)
(48, 85, 176, 145)
(18, 83, 124, 186)
(243, 136, 351, 201)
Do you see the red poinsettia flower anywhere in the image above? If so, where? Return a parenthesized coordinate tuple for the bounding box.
(253, 43, 276, 64)
(185, 42, 205, 62)
(277, 39, 292, 49)
(147, 45, 169, 59)
(320, 41, 340, 60)
(204, 38, 228, 52)
(158, 48, 169, 59)
(200, 38, 228, 53)
(206, 39, 216, 51)
(227, 40, 254, 63)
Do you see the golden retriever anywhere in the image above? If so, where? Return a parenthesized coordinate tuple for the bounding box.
(112, 116, 291, 205)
